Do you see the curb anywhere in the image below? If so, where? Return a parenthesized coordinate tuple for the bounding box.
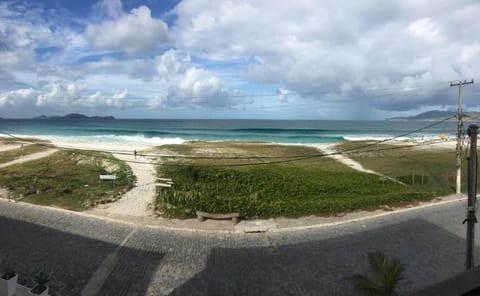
(0, 195, 466, 234)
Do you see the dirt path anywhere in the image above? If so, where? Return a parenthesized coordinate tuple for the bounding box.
(99, 153, 157, 217)
(0, 144, 23, 152)
(319, 145, 405, 185)
(0, 148, 58, 168)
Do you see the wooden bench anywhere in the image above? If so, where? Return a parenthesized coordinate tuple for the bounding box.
(196, 211, 240, 225)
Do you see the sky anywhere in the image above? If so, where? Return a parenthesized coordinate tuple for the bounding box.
(0, 0, 479, 120)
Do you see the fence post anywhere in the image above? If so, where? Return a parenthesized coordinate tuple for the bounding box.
(465, 124, 478, 269)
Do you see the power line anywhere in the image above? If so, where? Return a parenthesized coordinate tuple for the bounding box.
(0, 116, 456, 163)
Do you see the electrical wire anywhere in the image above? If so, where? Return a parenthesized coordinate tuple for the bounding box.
(0, 116, 458, 169)
(0, 115, 456, 163)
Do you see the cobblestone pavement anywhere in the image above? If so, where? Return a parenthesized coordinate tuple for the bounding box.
(0, 199, 477, 295)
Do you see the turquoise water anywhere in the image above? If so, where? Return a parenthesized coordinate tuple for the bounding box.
(0, 119, 458, 146)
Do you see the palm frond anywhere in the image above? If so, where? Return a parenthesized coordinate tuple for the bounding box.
(346, 251, 405, 296)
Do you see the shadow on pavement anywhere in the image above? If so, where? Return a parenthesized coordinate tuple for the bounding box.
(171, 219, 478, 296)
(0, 216, 164, 295)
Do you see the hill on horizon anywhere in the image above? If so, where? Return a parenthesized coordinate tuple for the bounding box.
(386, 110, 474, 121)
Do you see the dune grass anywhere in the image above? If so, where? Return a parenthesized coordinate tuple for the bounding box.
(152, 141, 443, 219)
(0, 150, 135, 211)
(333, 141, 459, 192)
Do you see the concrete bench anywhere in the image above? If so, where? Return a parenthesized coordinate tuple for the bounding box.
(99, 175, 116, 187)
(155, 183, 172, 193)
(196, 211, 240, 224)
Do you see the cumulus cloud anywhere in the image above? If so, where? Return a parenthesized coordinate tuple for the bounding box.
(2, 0, 480, 118)
(155, 49, 191, 78)
(0, 81, 130, 115)
(172, 0, 480, 112)
(149, 49, 235, 110)
(149, 67, 231, 109)
(85, 5, 170, 54)
(0, 88, 37, 108)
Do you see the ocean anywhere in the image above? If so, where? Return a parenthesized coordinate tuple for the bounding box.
(0, 119, 458, 146)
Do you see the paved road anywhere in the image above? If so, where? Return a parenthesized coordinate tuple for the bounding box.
(0, 198, 477, 295)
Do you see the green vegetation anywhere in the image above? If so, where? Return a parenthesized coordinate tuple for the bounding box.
(334, 141, 459, 193)
(153, 142, 441, 219)
(0, 144, 49, 164)
(0, 137, 49, 144)
(346, 251, 405, 296)
(32, 271, 49, 294)
(0, 151, 135, 211)
(1, 267, 16, 280)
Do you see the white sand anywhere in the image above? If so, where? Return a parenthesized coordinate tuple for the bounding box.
(96, 153, 157, 216)
(320, 145, 379, 175)
(0, 143, 23, 152)
(0, 148, 58, 169)
(50, 139, 151, 153)
(50, 139, 158, 216)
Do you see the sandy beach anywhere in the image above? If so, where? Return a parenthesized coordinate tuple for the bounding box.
(0, 136, 460, 219)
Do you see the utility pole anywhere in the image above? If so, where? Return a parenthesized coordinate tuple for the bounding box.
(451, 79, 474, 194)
(464, 124, 478, 269)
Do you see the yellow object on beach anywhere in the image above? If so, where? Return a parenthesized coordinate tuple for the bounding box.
(439, 133, 448, 140)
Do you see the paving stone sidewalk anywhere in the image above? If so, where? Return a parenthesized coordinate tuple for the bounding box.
(0, 196, 477, 295)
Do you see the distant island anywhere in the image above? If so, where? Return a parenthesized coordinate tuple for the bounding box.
(387, 110, 479, 121)
(33, 113, 115, 120)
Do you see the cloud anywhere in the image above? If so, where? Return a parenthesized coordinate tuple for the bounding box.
(155, 49, 191, 78)
(0, 81, 131, 115)
(113, 88, 128, 99)
(172, 0, 480, 112)
(2, 0, 480, 119)
(93, 0, 124, 19)
(407, 18, 444, 43)
(81, 57, 156, 80)
(36, 82, 82, 107)
(0, 88, 37, 108)
(149, 50, 235, 110)
(85, 5, 170, 54)
(149, 67, 231, 109)
(275, 88, 289, 101)
(0, 48, 35, 71)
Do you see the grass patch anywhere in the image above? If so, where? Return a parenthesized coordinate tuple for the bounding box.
(0, 137, 50, 144)
(152, 142, 441, 219)
(0, 144, 49, 164)
(0, 150, 135, 211)
(334, 141, 459, 193)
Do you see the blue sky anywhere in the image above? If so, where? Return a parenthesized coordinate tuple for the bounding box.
(0, 0, 479, 119)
